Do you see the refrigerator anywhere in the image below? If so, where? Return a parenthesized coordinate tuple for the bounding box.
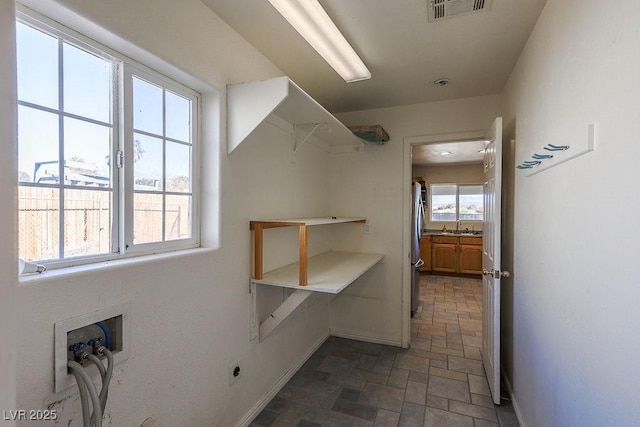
(411, 181, 425, 317)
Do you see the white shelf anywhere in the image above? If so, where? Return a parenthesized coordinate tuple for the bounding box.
(227, 76, 363, 154)
(250, 217, 366, 229)
(251, 250, 383, 294)
(248, 215, 381, 341)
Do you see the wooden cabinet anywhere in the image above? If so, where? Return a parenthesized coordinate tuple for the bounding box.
(432, 243, 458, 273)
(459, 237, 483, 275)
(429, 235, 482, 275)
(419, 235, 431, 271)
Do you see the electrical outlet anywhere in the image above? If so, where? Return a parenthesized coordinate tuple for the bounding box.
(364, 223, 371, 234)
(229, 361, 242, 385)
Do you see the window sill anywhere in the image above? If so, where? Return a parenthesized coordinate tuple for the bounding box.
(18, 247, 215, 285)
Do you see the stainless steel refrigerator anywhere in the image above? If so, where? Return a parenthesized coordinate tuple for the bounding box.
(411, 181, 425, 317)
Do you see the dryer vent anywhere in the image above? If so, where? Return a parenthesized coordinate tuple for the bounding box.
(348, 125, 390, 145)
(428, 0, 491, 22)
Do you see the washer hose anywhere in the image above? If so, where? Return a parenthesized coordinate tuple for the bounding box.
(68, 360, 102, 427)
(68, 347, 113, 427)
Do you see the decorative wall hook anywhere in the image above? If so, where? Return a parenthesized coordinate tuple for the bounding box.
(532, 153, 553, 160)
(543, 144, 570, 152)
(518, 124, 595, 177)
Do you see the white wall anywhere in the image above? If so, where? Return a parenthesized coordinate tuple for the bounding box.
(330, 96, 501, 345)
(0, 0, 17, 423)
(412, 163, 485, 231)
(502, 0, 640, 425)
(5, 1, 340, 426)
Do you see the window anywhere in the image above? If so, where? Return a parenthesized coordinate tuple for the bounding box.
(430, 184, 484, 222)
(16, 12, 199, 269)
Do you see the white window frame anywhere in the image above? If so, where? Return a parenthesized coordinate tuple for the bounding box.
(16, 7, 200, 270)
(121, 66, 200, 254)
(430, 183, 484, 223)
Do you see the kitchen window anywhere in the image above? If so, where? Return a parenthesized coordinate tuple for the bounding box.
(16, 11, 200, 270)
(430, 183, 483, 222)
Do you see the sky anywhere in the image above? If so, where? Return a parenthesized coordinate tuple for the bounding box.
(16, 22, 191, 189)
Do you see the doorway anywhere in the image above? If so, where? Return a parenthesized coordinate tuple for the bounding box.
(403, 118, 507, 406)
(402, 130, 488, 346)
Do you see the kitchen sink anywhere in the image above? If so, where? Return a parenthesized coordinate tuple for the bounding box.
(439, 232, 482, 236)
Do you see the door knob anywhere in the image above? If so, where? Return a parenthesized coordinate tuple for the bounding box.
(483, 269, 511, 279)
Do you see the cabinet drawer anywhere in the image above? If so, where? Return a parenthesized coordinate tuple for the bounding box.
(459, 236, 482, 245)
(431, 235, 458, 244)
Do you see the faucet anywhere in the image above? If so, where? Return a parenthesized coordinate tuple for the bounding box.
(456, 220, 462, 234)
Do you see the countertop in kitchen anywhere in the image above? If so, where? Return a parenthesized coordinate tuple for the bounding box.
(422, 229, 483, 237)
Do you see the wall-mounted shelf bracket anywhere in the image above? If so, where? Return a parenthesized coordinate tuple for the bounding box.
(250, 282, 313, 341)
(293, 123, 322, 152)
(227, 77, 362, 154)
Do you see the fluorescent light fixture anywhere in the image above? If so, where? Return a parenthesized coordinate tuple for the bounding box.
(268, 0, 371, 83)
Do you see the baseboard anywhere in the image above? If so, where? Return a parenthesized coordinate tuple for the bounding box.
(501, 366, 526, 427)
(330, 328, 402, 347)
(235, 331, 330, 427)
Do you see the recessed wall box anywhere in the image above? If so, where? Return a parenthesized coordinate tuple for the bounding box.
(54, 303, 130, 393)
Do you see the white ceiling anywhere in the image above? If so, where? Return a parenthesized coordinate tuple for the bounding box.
(201, 0, 548, 114)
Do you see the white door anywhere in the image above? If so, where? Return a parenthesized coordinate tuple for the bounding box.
(482, 117, 508, 405)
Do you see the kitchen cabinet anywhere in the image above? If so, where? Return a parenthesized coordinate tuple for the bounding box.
(419, 235, 431, 272)
(459, 237, 483, 275)
(429, 235, 482, 275)
(431, 236, 459, 273)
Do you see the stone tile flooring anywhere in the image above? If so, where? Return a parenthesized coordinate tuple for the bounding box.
(250, 274, 519, 426)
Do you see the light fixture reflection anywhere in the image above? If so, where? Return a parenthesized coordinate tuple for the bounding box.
(268, 0, 371, 83)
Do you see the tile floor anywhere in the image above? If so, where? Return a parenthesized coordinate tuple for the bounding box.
(250, 274, 519, 426)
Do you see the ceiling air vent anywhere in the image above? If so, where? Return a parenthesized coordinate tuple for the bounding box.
(428, 0, 491, 22)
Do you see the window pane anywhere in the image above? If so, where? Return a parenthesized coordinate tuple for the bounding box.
(64, 117, 111, 187)
(165, 91, 190, 142)
(459, 185, 484, 221)
(134, 133, 163, 191)
(133, 77, 163, 135)
(16, 22, 58, 109)
(18, 187, 59, 261)
(166, 142, 190, 193)
(133, 193, 163, 244)
(63, 42, 111, 123)
(431, 184, 457, 222)
(18, 106, 59, 184)
(165, 195, 191, 241)
(64, 189, 111, 257)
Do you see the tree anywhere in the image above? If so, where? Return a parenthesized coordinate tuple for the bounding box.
(19, 171, 31, 182)
(105, 139, 145, 166)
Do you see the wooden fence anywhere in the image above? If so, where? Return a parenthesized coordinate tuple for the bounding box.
(19, 186, 190, 261)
